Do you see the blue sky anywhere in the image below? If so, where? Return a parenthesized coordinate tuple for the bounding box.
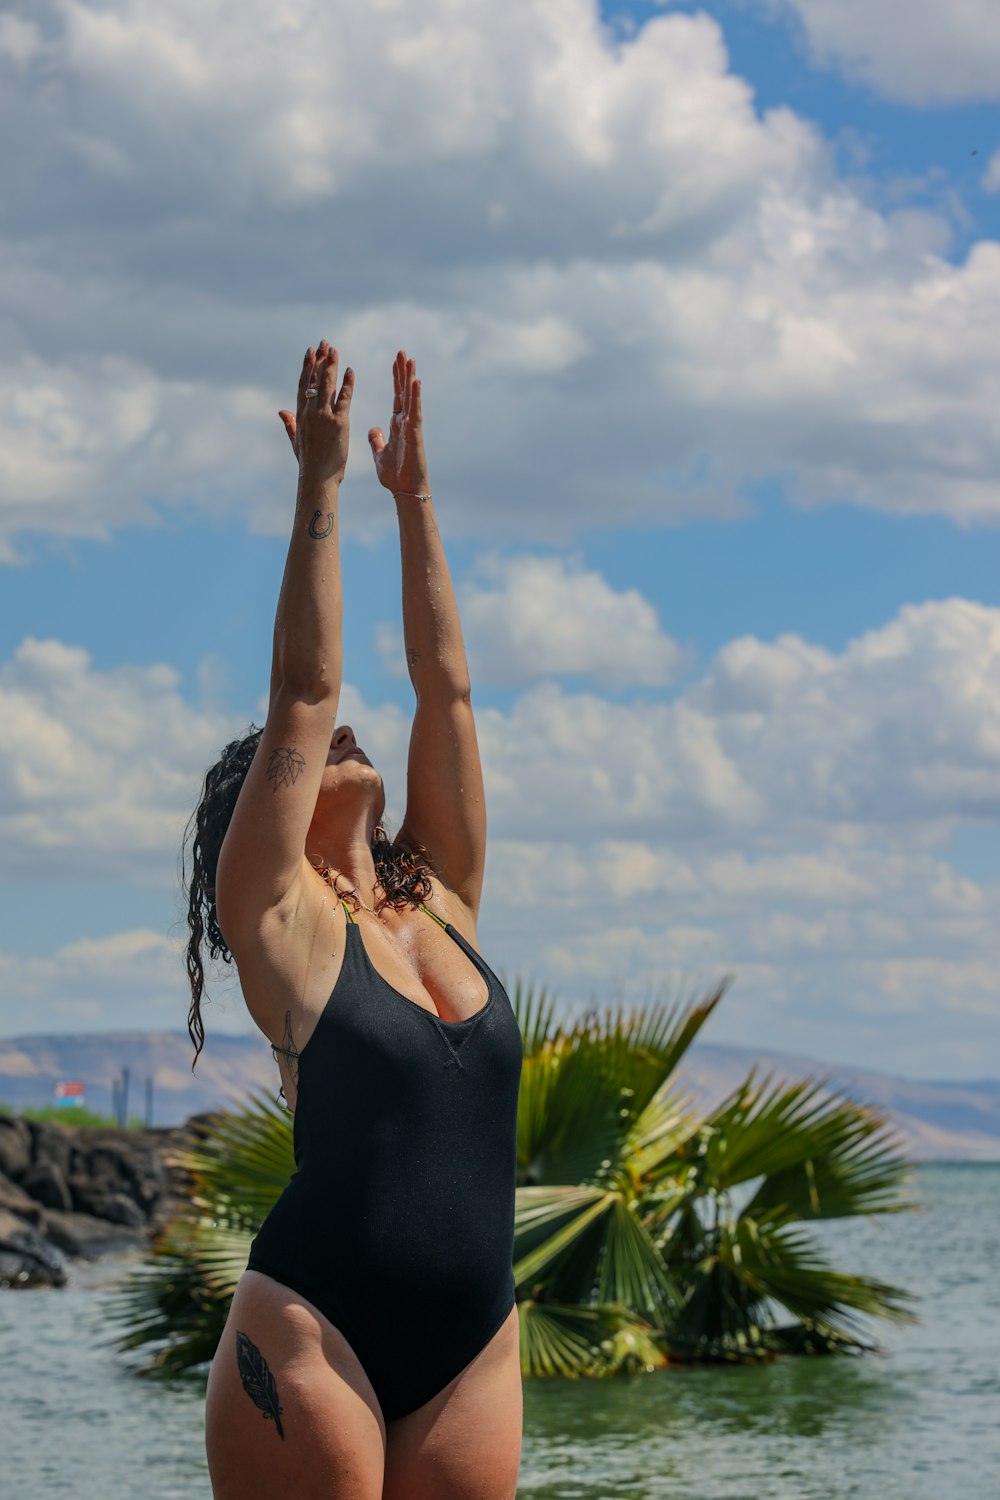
(2, 0, 999, 1080)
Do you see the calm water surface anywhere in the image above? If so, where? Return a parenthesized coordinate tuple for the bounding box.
(3, 1163, 997, 1499)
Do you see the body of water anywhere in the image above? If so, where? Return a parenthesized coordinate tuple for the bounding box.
(3, 1163, 997, 1498)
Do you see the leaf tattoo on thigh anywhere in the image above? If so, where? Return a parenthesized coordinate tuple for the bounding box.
(267, 746, 305, 791)
(236, 1330, 285, 1439)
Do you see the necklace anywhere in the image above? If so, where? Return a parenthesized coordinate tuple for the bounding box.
(332, 871, 383, 915)
(310, 858, 386, 915)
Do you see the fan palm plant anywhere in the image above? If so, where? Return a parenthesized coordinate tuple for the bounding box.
(102, 976, 921, 1379)
(511, 975, 919, 1375)
(101, 1092, 293, 1375)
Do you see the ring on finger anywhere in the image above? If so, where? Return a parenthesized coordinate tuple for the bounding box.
(304, 387, 319, 398)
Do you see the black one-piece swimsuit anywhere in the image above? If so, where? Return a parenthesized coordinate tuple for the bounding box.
(245, 898, 524, 1422)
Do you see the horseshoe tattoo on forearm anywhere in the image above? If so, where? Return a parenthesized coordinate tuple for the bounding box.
(308, 510, 335, 539)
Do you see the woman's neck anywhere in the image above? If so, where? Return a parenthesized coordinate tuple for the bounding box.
(307, 838, 379, 897)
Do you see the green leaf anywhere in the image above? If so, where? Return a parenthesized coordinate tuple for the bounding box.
(517, 1299, 657, 1378)
(513, 1185, 614, 1286)
(695, 1071, 917, 1216)
(626, 1082, 703, 1181)
(506, 976, 561, 1059)
(517, 1038, 630, 1187)
(100, 1218, 253, 1375)
(597, 1192, 682, 1322)
(518, 980, 729, 1188)
(176, 1088, 294, 1228)
(718, 1210, 920, 1339)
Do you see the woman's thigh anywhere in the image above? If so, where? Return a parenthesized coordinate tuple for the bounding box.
(205, 1269, 386, 1500)
(382, 1302, 523, 1500)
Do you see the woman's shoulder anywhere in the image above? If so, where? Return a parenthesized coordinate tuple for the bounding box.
(412, 871, 481, 952)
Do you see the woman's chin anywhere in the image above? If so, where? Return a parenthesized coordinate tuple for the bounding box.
(317, 762, 384, 802)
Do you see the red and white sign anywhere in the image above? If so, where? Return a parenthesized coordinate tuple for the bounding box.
(53, 1079, 85, 1106)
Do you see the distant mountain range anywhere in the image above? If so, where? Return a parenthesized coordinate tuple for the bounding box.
(1, 1028, 998, 1161)
(672, 1043, 1000, 1162)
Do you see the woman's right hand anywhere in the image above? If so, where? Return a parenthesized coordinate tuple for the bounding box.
(279, 340, 354, 486)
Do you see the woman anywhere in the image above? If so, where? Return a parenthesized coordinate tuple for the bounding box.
(188, 342, 524, 1499)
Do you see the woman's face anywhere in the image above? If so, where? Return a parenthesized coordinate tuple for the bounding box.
(319, 723, 386, 823)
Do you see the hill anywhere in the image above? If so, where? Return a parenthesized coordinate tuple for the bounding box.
(1, 1028, 997, 1160)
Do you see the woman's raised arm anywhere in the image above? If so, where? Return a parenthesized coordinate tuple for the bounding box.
(369, 352, 487, 919)
(215, 341, 354, 946)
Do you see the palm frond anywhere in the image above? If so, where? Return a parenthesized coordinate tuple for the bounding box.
(97, 1091, 292, 1377)
(516, 1047, 564, 1183)
(597, 1191, 682, 1323)
(743, 1095, 919, 1221)
(517, 1041, 633, 1187)
(513, 1184, 614, 1287)
(517, 1298, 666, 1378)
(99, 1219, 253, 1375)
(626, 1082, 704, 1181)
(518, 982, 730, 1189)
(592, 1307, 671, 1375)
(178, 1088, 294, 1228)
(696, 1070, 917, 1216)
(504, 975, 561, 1057)
(762, 1321, 880, 1355)
(570, 977, 732, 1116)
(719, 1211, 920, 1337)
(667, 1261, 755, 1357)
(517, 1298, 604, 1377)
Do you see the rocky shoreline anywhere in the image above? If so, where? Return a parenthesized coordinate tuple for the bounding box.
(0, 1108, 216, 1288)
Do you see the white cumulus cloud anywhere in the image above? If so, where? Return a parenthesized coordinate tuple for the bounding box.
(378, 553, 692, 686)
(984, 150, 1000, 195)
(763, 0, 1000, 105)
(3, 602, 1000, 1071)
(0, 636, 416, 883)
(0, 0, 997, 555)
(8, 595, 1000, 875)
(0, 929, 183, 1029)
(0, 638, 238, 880)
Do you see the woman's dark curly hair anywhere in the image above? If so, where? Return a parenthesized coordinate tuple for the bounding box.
(184, 723, 435, 1071)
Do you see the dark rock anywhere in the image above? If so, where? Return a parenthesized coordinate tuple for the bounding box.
(83, 1140, 166, 1217)
(21, 1159, 74, 1212)
(24, 1117, 75, 1178)
(67, 1173, 99, 1215)
(0, 1116, 198, 1271)
(0, 1116, 185, 1279)
(186, 1109, 226, 1141)
(0, 1112, 31, 1180)
(40, 1207, 146, 1258)
(67, 1182, 145, 1228)
(0, 1170, 45, 1226)
(0, 1206, 68, 1287)
(144, 1125, 203, 1230)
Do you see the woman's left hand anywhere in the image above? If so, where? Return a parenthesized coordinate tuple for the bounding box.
(368, 350, 431, 498)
